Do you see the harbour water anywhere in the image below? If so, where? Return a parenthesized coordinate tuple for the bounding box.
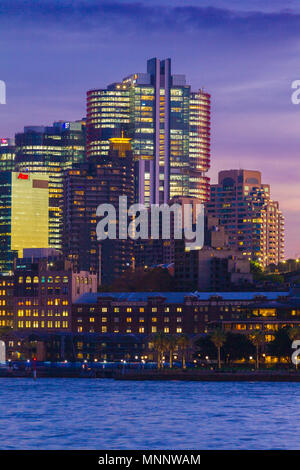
(0, 378, 299, 449)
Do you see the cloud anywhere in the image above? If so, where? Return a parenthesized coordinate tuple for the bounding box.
(1, 0, 300, 39)
(1, 1, 300, 256)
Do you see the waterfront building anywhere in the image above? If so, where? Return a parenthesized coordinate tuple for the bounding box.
(0, 172, 49, 273)
(14, 120, 86, 251)
(207, 170, 285, 268)
(62, 134, 134, 284)
(87, 57, 210, 205)
(72, 290, 291, 339)
(13, 253, 97, 333)
(5, 332, 145, 362)
(4, 287, 300, 361)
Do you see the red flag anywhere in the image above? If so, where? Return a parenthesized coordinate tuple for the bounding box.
(18, 173, 29, 180)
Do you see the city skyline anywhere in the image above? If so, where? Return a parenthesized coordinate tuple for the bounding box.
(0, 1, 299, 257)
(1, 3, 300, 455)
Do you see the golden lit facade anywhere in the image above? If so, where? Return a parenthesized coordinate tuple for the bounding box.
(0, 172, 49, 273)
(11, 172, 49, 257)
(15, 121, 85, 250)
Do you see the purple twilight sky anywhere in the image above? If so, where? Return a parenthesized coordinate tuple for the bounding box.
(0, 0, 300, 257)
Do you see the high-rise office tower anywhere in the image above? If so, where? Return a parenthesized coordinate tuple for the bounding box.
(14, 121, 86, 250)
(62, 135, 134, 284)
(87, 58, 210, 205)
(0, 172, 49, 273)
(207, 170, 285, 267)
(0, 138, 15, 171)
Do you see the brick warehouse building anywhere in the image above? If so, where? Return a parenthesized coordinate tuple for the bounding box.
(72, 291, 292, 337)
(3, 289, 300, 362)
(13, 255, 97, 333)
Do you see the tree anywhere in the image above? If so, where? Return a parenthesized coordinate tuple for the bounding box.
(249, 330, 265, 369)
(194, 335, 216, 361)
(151, 332, 167, 369)
(211, 329, 226, 370)
(165, 335, 177, 368)
(223, 332, 255, 364)
(288, 327, 300, 370)
(268, 328, 292, 363)
(0, 326, 13, 343)
(177, 334, 190, 369)
(101, 267, 174, 292)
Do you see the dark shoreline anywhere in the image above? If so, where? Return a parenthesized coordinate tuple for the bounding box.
(2, 368, 300, 382)
(114, 371, 300, 382)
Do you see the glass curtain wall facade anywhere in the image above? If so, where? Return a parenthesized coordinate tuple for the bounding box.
(87, 57, 211, 206)
(0, 138, 15, 171)
(14, 121, 86, 250)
